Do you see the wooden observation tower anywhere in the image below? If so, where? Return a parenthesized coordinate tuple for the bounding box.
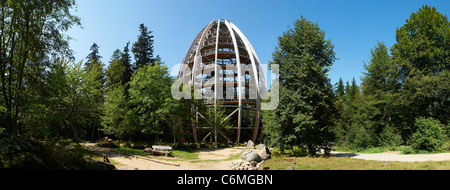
(177, 19, 266, 144)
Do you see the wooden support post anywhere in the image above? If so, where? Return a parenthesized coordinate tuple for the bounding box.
(192, 106, 199, 143)
(251, 109, 260, 142)
(236, 107, 241, 144)
(258, 123, 265, 144)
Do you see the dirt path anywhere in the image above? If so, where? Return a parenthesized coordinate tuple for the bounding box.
(81, 143, 243, 170)
(331, 151, 450, 162)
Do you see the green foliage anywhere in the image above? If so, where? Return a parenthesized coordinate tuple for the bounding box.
(391, 5, 449, 79)
(128, 64, 174, 140)
(402, 71, 450, 130)
(335, 78, 345, 98)
(97, 140, 119, 148)
(410, 117, 446, 152)
(338, 5, 450, 152)
(105, 59, 125, 89)
(401, 146, 416, 154)
(121, 42, 133, 84)
(85, 43, 102, 68)
(378, 125, 403, 147)
(362, 42, 398, 95)
(270, 147, 283, 157)
(266, 16, 336, 155)
(102, 59, 127, 138)
(102, 84, 128, 137)
(199, 100, 233, 144)
(132, 23, 155, 70)
(0, 137, 91, 169)
(0, 0, 81, 135)
(389, 5, 450, 139)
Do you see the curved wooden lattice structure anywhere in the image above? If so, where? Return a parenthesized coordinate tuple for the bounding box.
(177, 19, 266, 144)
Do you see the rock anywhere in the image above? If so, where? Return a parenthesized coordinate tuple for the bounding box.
(260, 146, 271, 160)
(241, 150, 261, 162)
(144, 148, 152, 152)
(240, 150, 251, 160)
(229, 160, 265, 170)
(246, 140, 255, 149)
(256, 144, 265, 150)
(287, 166, 295, 170)
(291, 161, 296, 165)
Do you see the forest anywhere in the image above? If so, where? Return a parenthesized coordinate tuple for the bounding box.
(0, 1, 448, 169)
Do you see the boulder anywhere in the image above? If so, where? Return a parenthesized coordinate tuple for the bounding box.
(246, 140, 255, 149)
(260, 146, 271, 160)
(256, 144, 265, 150)
(241, 150, 261, 162)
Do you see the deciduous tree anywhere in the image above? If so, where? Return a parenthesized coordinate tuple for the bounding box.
(266, 16, 336, 155)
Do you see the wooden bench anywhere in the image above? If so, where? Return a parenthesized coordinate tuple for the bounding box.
(145, 145, 172, 156)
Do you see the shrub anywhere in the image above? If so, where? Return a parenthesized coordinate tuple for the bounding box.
(401, 146, 415, 154)
(1, 137, 92, 169)
(271, 147, 282, 157)
(410, 117, 446, 152)
(97, 140, 119, 148)
(345, 124, 374, 151)
(292, 146, 308, 156)
(379, 125, 403, 147)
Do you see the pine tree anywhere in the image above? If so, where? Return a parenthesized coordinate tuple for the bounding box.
(132, 24, 155, 70)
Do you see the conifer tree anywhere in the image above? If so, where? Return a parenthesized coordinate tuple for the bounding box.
(85, 43, 102, 68)
(132, 24, 155, 70)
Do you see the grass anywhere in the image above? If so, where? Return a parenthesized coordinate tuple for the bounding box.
(170, 150, 199, 160)
(116, 147, 150, 157)
(264, 155, 450, 170)
(334, 146, 399, 154)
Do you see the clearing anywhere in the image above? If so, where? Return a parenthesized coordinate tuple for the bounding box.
(81, 143, 244, 170)
(81, 143, 450, 170)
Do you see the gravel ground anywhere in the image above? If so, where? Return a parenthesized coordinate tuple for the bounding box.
(331, 151, 450, 162)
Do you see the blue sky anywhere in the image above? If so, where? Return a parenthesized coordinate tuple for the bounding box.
(67, 0, 450, 87)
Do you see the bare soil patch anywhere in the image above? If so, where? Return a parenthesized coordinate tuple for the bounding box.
(81, 143, 244, 170)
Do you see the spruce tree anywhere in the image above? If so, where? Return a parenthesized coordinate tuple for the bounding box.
(132, 23, 155, 70)
(120, 42, 133, 85)
(85, 43, 102, 68)
(336, 77, 345, 98)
